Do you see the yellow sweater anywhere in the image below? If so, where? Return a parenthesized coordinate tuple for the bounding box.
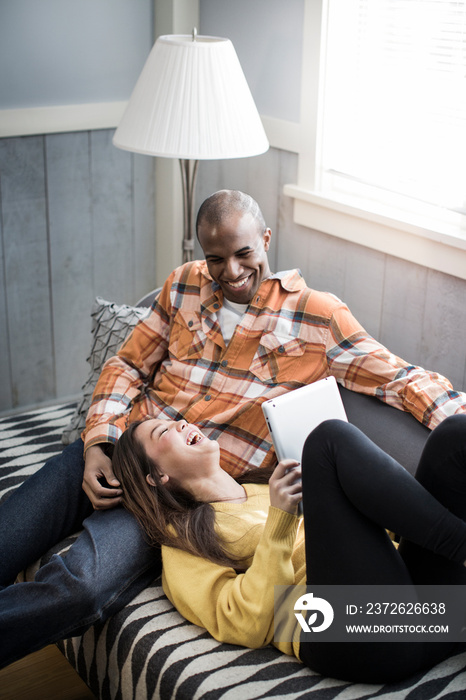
(161, 483, 306, 658)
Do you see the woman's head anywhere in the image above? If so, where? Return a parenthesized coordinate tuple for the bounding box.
(113, 420, 204, 543)
(113, 418, 241, 567)
(132, 418, 219, 490)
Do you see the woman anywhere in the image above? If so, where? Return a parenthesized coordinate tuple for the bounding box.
(113, 414, 466, 683)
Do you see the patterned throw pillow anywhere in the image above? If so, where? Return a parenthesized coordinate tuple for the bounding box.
(61, 297, 151, 445)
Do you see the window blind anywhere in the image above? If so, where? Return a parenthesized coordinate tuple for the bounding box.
(322, 0, 466, 213)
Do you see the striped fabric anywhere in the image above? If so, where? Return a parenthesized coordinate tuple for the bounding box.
(0, 402, 77, 504)
(1, 403, 466, 699)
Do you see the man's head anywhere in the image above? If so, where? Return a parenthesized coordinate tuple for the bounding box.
(196, 190, 272, 304)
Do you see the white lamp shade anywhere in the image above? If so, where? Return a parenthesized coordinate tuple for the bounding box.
(113, 34, 269, 160)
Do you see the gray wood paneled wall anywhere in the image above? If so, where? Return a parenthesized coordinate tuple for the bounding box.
(195, 149, 466, 393)
(1, 134, 465, 415)
(0, 129, 156, 413)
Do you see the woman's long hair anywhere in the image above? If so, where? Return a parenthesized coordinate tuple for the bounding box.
(113, 421, 272, 569)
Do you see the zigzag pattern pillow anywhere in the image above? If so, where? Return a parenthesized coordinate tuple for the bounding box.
(61, 297, 150, 445)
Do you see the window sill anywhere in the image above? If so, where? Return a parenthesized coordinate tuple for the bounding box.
(283, 183, 466, 281)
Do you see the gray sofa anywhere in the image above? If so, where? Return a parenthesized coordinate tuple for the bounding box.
(1, 293, 465, 700)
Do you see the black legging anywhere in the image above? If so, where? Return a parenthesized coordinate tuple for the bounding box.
(299, 414, 466, 683)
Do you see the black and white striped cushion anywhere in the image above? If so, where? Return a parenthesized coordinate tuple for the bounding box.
(1, 404, 466, 699)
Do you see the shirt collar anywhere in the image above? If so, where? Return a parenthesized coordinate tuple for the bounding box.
(271, 268, 307, 292)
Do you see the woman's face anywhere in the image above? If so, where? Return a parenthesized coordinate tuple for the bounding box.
(135, 419, 219, 483)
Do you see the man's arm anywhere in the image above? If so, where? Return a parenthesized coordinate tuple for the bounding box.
(80, 279, 173, 508)
(326, 302, 466, 429)
(82, 281, 172, 447)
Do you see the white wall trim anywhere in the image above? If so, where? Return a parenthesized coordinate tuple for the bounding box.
(0, 102, 128, 138)
(0, 101, 300, 154)
(284, 184, 466, 281)
(153, 0, 200, 285)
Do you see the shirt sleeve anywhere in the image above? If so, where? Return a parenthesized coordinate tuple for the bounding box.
(82, 276, 174, 451)
(161, 507, 299, 649)
(326, 302, 466, 429)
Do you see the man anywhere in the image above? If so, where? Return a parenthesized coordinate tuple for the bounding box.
(1, 190, 465, 668)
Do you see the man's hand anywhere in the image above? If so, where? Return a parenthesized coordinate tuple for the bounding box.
(82, 445, 123, 510)
(269, 459, 302, 515)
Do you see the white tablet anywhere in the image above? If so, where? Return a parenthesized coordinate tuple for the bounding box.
(261, 376, 348, 463)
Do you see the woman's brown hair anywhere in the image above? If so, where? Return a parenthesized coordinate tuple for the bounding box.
(113, 421, 272, 569)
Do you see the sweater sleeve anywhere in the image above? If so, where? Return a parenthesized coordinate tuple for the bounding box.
(161, 507, 299, 649)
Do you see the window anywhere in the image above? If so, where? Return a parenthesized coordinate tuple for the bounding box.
(285, 0, 466, 280)
(322, 0, 466, 215)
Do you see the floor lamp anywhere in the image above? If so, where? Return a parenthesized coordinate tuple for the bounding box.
(113, 31, 269, 264)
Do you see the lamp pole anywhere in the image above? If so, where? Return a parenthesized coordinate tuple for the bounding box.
(179, 158, 199, 264)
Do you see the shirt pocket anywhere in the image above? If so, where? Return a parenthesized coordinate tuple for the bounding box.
(169, 309, 206, 361)
(249, 332, 307, 384)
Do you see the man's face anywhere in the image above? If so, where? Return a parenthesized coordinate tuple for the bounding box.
(198, 211, 272, 304)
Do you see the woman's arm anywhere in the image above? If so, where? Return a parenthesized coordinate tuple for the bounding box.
(162, 505, 299, 649)
(162, 462, 302, 649)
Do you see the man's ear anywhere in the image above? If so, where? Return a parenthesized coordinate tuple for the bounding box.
(263, 228, 272, 251)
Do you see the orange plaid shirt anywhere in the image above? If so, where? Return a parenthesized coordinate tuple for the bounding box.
(83, 261, 466, 476)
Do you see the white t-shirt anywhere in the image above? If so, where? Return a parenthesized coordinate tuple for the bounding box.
(217, 298, 248, 343)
